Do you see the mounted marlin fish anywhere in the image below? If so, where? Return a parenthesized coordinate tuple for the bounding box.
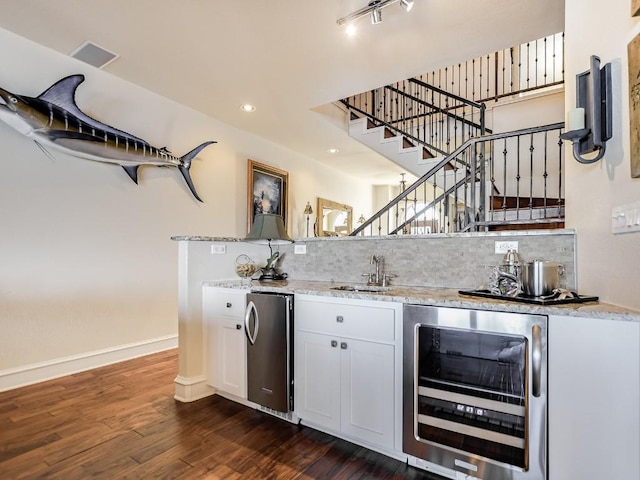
(0, 74, 215, 201)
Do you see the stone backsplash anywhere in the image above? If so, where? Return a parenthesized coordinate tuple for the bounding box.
(276, 230, 576, 290)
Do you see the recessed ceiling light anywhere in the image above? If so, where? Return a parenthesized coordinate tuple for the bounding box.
(328, 148, 339, 154)
(240, 104, 256, 112)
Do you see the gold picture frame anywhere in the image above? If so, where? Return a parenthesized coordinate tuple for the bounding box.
(629, 34, 640, 177)
(633, 0, 640, 16)
(247, 160, 289, 232)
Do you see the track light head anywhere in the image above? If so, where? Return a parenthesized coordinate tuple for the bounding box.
(371, 7, 382, 24)
(400, 0, 414, 12)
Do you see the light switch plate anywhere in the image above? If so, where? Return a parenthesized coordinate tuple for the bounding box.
(612, 201, 640, 234)
(294, 244, 307, 254)
(495, 240, 518, 254)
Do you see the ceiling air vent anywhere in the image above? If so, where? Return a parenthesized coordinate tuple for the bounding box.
(70, 41, 119, 69)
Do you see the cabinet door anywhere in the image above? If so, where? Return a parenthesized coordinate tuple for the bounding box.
(294, 330, 341, 431)
(203, 287, 247, 399)
(340, 338, 395, 449)
(216, 317, 247, 398)
(549, 315, 640, 480)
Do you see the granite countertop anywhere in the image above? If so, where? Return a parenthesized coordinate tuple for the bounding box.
(204, 279, 640, 323)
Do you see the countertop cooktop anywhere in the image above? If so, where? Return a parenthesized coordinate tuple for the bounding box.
(205, 280, 640, 323)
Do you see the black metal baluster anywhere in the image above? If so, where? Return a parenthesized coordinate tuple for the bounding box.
(502, 138, 508, 221)
(527, 42, 531, 88)
(486, 54, 491, 100)
(543, 36, 548, 86)
(558, 128, 564, 218)
(516, 135, 521, 221)
(465, 60, 469, 101)
(472, 58, 476, 101)
(489, 138, 496, 222)
(534, 39, 539, 88)
(529, 133, 535, 220)
(543, 130, 549, 218)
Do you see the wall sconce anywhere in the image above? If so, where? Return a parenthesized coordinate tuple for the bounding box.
(560, 55, 613, 164)
(357, 214, 366, 224)
(303, 201, 313, 237)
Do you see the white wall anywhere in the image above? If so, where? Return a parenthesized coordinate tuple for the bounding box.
(0, 28, 372, 377)
(564, 0, 640, 310)
(489, 90, 566, 198)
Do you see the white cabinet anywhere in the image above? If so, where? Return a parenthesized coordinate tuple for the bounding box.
(294, 294, 401, 451)
(548, 315, 640, 480)
(203, 286, 248, 399)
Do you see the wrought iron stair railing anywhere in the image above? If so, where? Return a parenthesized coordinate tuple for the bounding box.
(350, 122, 565, 236)
(421, 32, 565, 104)
(341, 77, 488, 159)
(342, 32, 565, 236)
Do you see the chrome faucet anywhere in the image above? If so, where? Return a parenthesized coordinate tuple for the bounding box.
(370, 254, 383, 286)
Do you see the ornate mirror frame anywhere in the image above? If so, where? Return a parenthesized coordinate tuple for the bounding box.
(316, 197, 353, 237)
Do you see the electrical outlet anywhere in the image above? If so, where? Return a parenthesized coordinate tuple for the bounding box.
(494, 240, 518, 254)
(294, 244, 307, 254)
(210, 244, 226, 254)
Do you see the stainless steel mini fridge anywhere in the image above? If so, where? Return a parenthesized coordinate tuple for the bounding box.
(244, 292, 294, 413)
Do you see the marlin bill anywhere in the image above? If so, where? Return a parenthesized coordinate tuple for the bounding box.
(0, 74, 215, 201)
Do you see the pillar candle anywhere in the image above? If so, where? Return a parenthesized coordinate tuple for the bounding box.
(568, 107, 585, 130)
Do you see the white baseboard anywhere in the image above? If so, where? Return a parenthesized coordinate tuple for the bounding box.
(173, 375, 215, 402)
(0, 335, 178, 392)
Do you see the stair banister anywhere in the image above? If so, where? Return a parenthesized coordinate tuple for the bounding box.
(350, 122, 566, 237)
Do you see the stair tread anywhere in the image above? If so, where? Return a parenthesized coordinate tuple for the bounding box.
(491, 196, 563, 209)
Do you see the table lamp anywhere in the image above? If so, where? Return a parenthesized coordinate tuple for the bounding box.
(245, 213, 293, 281)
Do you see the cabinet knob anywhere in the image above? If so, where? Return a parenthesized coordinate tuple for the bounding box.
(340, 342, 348, 350)
(331, 340, 338, 348)
(336, 315, 344, 323)
(226, 302, 232, 308)
(236, 324, 242, 330)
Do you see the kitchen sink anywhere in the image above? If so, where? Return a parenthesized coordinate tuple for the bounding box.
(330, 285, 392, 293)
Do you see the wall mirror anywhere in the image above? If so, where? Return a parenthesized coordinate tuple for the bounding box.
(317, 197, 353, 236)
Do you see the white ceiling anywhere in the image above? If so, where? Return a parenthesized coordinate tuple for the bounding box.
(0, 0, 564, 185)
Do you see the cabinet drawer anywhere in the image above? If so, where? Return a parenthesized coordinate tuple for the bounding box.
(295, 297, 396, 343)
(203, 287, 246, 318)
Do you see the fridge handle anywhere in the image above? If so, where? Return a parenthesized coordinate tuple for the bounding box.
(245, 301, 259, 345)
(532, 324, 542, 398)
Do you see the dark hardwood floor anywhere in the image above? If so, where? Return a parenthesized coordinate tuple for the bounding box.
(0, 349, 443, 479)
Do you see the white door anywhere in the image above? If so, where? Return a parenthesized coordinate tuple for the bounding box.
(217, 317, 247, 398)
(340, 338, 395, 449)
(294, 330, 341, 430)
(202, 287, 247, 398)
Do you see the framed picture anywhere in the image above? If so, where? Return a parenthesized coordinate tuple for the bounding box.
(629, 34, 640, 177)
(247, 160, 289, 232)
(633, 0, 640, 16)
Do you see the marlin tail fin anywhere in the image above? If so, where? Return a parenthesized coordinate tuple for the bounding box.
(179, 141, 216, 202)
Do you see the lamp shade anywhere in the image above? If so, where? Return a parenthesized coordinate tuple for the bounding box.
(245, 214, 293, 245)
(303, 202, 313, 215)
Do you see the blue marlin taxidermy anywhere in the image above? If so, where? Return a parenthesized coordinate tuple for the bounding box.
(0, 74, 215, 201)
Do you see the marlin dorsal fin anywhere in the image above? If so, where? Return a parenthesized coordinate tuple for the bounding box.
(37, 74, 147, 144)
(38, 74, 85, 112)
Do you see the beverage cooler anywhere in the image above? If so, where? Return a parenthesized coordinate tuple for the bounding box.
(403, 305, 547, 480)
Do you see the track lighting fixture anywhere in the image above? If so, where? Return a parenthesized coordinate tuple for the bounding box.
(336, 0, 415, 27)
(371, 6, 382, 24)
(400, 0, 415, 12)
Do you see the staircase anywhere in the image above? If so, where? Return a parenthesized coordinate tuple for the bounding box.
(348, 117, 437, 178)
(341, 32, 566, 236)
